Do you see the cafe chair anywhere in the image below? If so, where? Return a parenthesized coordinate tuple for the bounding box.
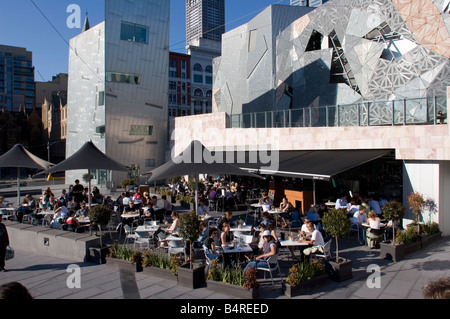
(168, 239, 186, 260)
(134, 232, 151, 251)
(241, 234, 254, 245)
(124, 224, 138, 245)
(203, 245, 222, 270)
(311, 239, 332, 260)
(256, 254, 282, 286)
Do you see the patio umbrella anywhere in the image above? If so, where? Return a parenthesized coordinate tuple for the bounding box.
(0, 144, 53, 206)
(36, 140, 128, 208)
(143, 140, 262, 211)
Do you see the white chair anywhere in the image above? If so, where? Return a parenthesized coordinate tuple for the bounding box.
(203, 245, 222, 270)
(134, 231, 151, 251)
(124, 224, 138, 245)
(256, 254, 282, 286)
(168, 239, 185, 260)
(241, 234, 254, 245)
(311, 239, 332, 260)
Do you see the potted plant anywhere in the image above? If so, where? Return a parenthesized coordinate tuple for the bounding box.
(408, 192, 426, 232)
(395, 227, 421, 256)
(420, 222, 442, 248)
(321, 208, 352, 282)
(87, 204, 112, 264)
(380, 200, 406, 262)
(82, 173, 94, 183)
(284, 260, 328, 297)
(177, 211, 205, 289)
(105, 243, 143, 272)
(141, 250, 180, 281)
(121, 178, 135, 191)
(206, 260, 259, 299)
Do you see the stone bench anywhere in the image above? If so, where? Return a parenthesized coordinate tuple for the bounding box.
(4, 221, 101, 263)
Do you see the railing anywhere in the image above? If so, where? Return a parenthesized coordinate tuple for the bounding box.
(230, 96, 447, 129)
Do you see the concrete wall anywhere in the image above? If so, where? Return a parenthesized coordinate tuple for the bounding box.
(5, 222, 100, 263)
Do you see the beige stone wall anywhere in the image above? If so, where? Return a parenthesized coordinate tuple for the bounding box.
(173, 112, 449, 161)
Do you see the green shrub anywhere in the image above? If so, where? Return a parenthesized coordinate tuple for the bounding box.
(207, 260, 247, 287)
(121, 178, 135, 190)
(396, 227, 419, 245)
(108, 243, 135, 261)
(142, 250, 181, 275)
(285, 260, 326, 287)
(422, 222, 440, 235)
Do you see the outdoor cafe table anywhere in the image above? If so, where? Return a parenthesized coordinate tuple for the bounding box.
(0, 207, 16, 221)
(230, 225, 252, 238)
(221, 243, 253, 267)
(280, 239, 310, 260)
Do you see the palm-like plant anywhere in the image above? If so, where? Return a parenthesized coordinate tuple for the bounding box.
(178, 211, 202, 269)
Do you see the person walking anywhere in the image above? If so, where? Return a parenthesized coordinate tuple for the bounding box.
(0, 213, 10, 272)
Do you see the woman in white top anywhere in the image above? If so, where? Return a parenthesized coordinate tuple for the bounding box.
(158, 211, 180, 245)
(366, 210, 383, 248)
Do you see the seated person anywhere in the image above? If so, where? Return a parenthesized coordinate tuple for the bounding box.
(208, 187, 219, 200)
(197, 200, 210, 216)
(17, 194, 36, 223)
(123, 201, 140, 215)
(259, 211, 271, 229)
(220, 222, 234, 246)
(306, 205, 320, 222)
(317, 203, 328, 219)
(91, 187, 104, 204)
(279, 197, 294, 228)
(258, 192, 273, 206)
(352, 205, 368, 245)
(66, 210, 84, 233)
(218, 211, 234, 231)
(157, 211, 179, 244)
(75, 202, 89, 218)
(243, 230, 278, 274)
(299, 216, 316, 237)
(142, 202, 155, 221)
(224, 187, 235, 210)
(49, 202, 69, 229)
(155, 195, 172, 223)
(299, 221, 325, 261)
(335, 195, 348, 210)
(203, 227, 222, 262)
(366, 210, 383, 248)
(197, 220, 209, 244)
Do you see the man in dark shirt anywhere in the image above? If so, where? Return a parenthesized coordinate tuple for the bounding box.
(72, 179, 84, 204)
(0, 213, 10, 272)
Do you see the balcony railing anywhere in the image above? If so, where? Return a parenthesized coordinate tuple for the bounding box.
(230, 96, 447, 129)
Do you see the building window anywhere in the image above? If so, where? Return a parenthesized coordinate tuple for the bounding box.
(169, 59, 177, 68)
(145, 159, 156, 168)
(129, 125, 153, 136)
(205, 76, 212, 85)
(205, 65, 213, 73)
(206, 90, 212, 97)
(120, 21, 148, 44)
(193, 63, 203, 72)
(194, 74, 203, 83)
(169, 71, 177, 78)
(169, 81, 177, 90)
(106, 72, 141, 85)
(194, 88, 203, 97)
(98, 91, 105, 106)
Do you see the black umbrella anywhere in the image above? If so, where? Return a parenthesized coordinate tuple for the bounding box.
(0, 144, 53, 206)
(36, 141, 128, 208)
(143, 140, 262, 211)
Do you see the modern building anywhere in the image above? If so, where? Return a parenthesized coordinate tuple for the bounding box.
(186, 0, 225, 47)
(0, 45, 43, 163)
(66, 0, 170, 187)
(0, 45, 35, 113)
(173, 0, 450, 236)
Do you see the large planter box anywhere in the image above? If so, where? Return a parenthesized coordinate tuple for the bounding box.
(206, 280, 258, 299)
(105, 257, 142, 272)
(403, 241, 422, 256)
(177, 263, 206, 289)
(142, 266, 177, 281)
(421, 232, 442, 248)
(380, 242, 405, 262)
(284, 274, 329, 298)
(325, 258, 353, 282)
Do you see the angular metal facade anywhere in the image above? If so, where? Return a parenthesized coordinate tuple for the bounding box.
(213, 0, 450, 119)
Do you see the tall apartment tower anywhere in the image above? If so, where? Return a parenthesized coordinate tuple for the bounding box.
(186, 0, 225, 47)
(0, 45, 35, 112)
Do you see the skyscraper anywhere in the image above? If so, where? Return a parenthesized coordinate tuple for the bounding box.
(0, 45, 35, 112)
(186, 0, 225, 47)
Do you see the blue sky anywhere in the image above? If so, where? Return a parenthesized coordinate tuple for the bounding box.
(0, 0, 289, 82)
